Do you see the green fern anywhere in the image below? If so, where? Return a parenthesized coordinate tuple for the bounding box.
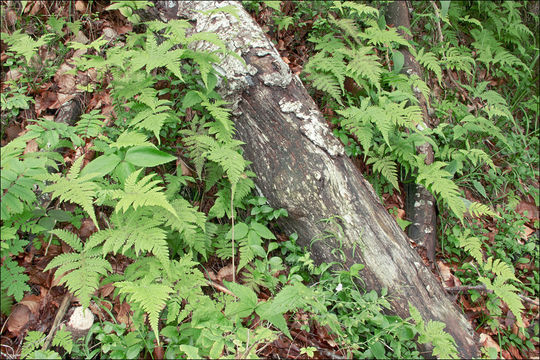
(116, 279, 172, 343)
(457, 229, 484, 263)
(409, 304, 458, 359)
(416, 161, 466, 219)
(1, 30, 55, 63)
(339, 47, 383, 90)
(110, 169, 178, 218)
(41, 156, 100, 228)
(51, 329, 73, 354)
(480, 257, 524, 327)
(86, 210, 169, 266)
(467, 201, 498, 218)
(45, 230, 111, 308)
(367, 156, 399, 190)
(75, 110, 105, 139)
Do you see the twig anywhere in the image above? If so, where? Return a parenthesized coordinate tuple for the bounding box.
(206, 279, 236, 298)
(445, 285, 539, 307)
(42, 293, 73, 351)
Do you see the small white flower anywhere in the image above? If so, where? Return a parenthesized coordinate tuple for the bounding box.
(335, 283, 343, 292)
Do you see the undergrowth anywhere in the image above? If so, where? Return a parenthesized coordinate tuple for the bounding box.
(1, 1, 538, 359)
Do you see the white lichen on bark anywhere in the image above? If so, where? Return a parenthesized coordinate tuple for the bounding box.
(279, 99, 344, 157)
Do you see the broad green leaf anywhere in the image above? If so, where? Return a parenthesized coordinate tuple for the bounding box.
(370, 341, 385, 359)
(255, 301, 291, 338)
(226, 222, 249, 240)
(392, 49, 405, 73)
(250, 222, 276, 239)
(125, 146, 176, 167)
(224, 281, 257, 318)
(80, 154, 121, 179)
(114, 161, 136, 184)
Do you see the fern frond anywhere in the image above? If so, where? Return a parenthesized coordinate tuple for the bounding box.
(483, 257, 518, 282)
(307, 72, 343, 104)
(42, 157, 99, 228)
(367, 156, 399, 190)
(457, 229, 484, 263)
(361, 26, 410, 49)
(467, 202, 498, 218)
(45, 251, 111, 308)
(110, 130, 153, 148)
(115, 279, 172, 342)
(341, 2, 379, 18)
(416, 48, 442, 84)
(339, 47, 383, 89)
(205, 141, 246, 187)
(75, 110, 105, 139)
(201, 99, 235, 143)
(417, 162, 466, 219)
(49, 229, 83, 252)
(87, 211, 169, 265)
(111, 169, 178, 218)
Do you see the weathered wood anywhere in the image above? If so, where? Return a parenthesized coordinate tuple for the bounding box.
(145, 1, 479, 357)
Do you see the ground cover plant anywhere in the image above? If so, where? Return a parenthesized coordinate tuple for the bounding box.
(1, 1, 538, 359)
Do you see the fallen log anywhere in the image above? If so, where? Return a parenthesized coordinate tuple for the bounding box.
(143, 1, 479, 357)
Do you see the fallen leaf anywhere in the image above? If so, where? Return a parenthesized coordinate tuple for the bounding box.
(5, 69, 22, 82)
(217, 263, 234, 283)
(507, 344, 522, 359)
(7, 304, 31, 335)
(19, 294, 41, 315)
(516, 201, 539, 222)
(5, 9, 17, 26)
(480, 333, 501, 353)
(79, 218, 98, 239)
(75, 0, 86, 13)
(23, 139, 39, 154)
(520, 225, 535, 241)
(102, 27, 117, 41)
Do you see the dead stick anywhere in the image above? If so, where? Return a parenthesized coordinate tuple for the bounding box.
(206, 279, 236, 297)
(42, 293, 73, 351)
(445, 285, 539, 307)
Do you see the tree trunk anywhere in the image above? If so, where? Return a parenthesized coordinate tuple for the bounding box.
(385, 1, 439, 265)
(144, 1, 479, 357)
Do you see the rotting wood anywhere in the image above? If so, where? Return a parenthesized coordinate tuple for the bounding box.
(142, 1, 479, 357)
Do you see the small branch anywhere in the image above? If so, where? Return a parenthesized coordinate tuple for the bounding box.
(445, 285, 539, 307)
(42, 293, 73, 351)
(206, 279, 236, 298)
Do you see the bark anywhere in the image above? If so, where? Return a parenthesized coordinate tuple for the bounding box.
(144, 1, 479, 357)
(385, 1, 438, 265)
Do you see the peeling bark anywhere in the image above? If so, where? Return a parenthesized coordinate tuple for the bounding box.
(144, 2, 478, 357)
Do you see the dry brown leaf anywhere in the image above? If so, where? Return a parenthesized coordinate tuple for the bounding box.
(19, 294, 41, 315)
(5, 9, 18, 26)
(102, 27, 118, 41)
(54, 63, 77, 94)
(23, 139, 39, 154)
(516, 201, 539, 222)
(75, 0, 87, 13)
(79, 218, 98, 239)
(35, 91, 58, 115)
(217, 263, 234, 282)
(507, 344, 522, 359)
(116, 302, 133, 328)
(5, 69, 22, 82)
(7, 304, 31, 335)
(521, 225, 535, 241)
(480, 333, 501, 353)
